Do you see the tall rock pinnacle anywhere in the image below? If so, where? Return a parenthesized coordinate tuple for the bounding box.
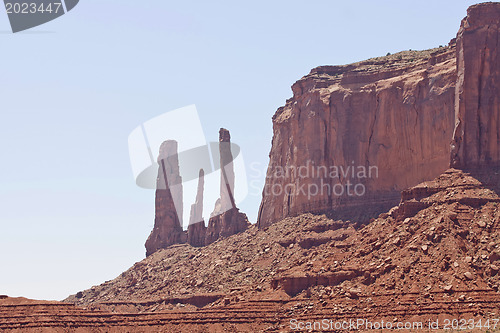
(189, 169, 205, 226)
(145, 140, 186, 256)
(218, 128, 236, 213)
(205, 128, 249, 245)
(145, 130, 249, 254)
(187, 169, 206, 247)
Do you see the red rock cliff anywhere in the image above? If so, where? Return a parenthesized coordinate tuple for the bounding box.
(258, 48, 457, 228)
(451, 3, 500, 169)
(259, 2, 500, 228)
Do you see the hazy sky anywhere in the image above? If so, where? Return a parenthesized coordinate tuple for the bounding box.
(0, 0, 479, 300)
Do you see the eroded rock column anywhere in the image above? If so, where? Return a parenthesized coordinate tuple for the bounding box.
(205, 129, 248, 245)
(187, 169, 206, 247)
(145, 140, 186, 256)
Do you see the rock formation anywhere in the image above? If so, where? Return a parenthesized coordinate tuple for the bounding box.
(258, 47, 457, 228)
(187, 169, 206, 247)
(218, 129, 237, 213)
(451, 3, 500, 169)
(145, 129, 248, 255)
(259, 2, 500, 228)
(205, 129, 249, 245)
(145, 141, 186, 256)
(59, 4, 500, 332)
(67, 168, 500, 329)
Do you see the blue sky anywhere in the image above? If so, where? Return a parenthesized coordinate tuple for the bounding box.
(0, 0, 479, 300)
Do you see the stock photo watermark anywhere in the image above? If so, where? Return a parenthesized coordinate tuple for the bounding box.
(128, 105, 248, 227)
(290, 317, 499, 331)
(249, 161, 378, 200)
(3, 0, 79, 33)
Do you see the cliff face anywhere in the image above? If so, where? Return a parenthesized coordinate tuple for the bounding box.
(259, 3, 500, 228)
(258, 48, 457, 228)
(451, 3, 500, 169)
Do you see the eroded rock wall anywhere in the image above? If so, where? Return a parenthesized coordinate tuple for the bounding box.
(258, 48, 457, 228)
(451, 3, 500, 169)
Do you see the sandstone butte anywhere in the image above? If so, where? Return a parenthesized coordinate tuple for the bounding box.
(258, 2, 500, 228)
(3, 3, 500, 332)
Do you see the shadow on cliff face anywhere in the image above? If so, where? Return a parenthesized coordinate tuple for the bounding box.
(323, 200, 399, 226)
(463, 165, 500, 196)
(297, 192, 401, 228)
(281, 165, 500, 228)
(300, 165, 500, 228)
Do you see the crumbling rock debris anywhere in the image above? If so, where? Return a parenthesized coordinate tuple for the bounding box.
(64, 169, 500, 332)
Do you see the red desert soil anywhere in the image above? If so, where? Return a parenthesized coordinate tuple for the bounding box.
(2, 169, 500, 332)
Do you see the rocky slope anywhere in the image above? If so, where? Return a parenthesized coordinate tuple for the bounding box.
(259, 2, 500, 228)
(58, 168, 500, 332)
